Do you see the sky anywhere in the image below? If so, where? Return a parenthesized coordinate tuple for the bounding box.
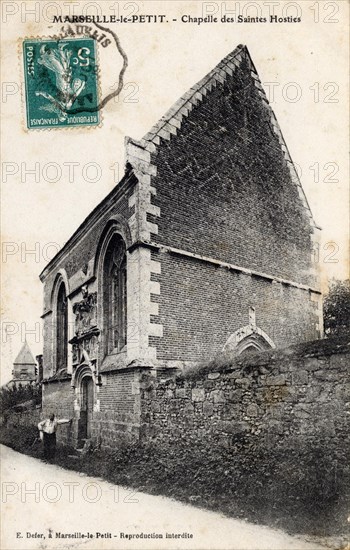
(1, 0, 349, 383)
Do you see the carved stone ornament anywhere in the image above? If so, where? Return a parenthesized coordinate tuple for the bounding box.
(70, 287, 100, 371)
(73, 289, 97, 337)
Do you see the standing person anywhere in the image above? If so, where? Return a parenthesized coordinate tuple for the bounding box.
(38, 413, 72, 460)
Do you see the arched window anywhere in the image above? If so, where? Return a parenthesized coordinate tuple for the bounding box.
(223, 326, 275, 355)
(238, 342, 262, 355)
(103, 234, 127, 355)
(56, 282, 68, 371)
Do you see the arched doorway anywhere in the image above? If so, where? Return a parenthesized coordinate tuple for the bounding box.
(79, 376, 94, 443)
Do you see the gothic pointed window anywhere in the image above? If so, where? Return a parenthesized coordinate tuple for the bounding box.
(56, 282, 68, 371)
(103, 235, 127, 355)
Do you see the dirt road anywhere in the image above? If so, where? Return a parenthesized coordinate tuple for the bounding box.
(1, 445, 325, 550)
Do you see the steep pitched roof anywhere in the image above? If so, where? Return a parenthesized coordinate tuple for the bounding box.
(142, 44, 246, 145)
(13, 341, 36, 366)
(128, 44, 317, 228)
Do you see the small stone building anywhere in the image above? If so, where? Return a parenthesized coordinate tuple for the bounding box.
(7, 341, 37, 388)
(39, 45, 322, 448)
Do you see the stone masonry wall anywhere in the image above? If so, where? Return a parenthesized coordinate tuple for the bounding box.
(8, 339, 349, 458)
(42, 379, 75, 446)
(41, 370, 142, 450)
(91, 370, 142, 449)
(140, 339, 349, 452)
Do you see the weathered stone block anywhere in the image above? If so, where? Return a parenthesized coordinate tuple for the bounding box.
(169, 399, 181, 411)
(314, 419, 335, 437)
(232, 421, 250, 434)
(335, 383, 350, 400)
(292, 370, 308, 385)
(194, 402, 203, 412)
(304, 358, 327, 371)
(235, 378, 251, 389)
(208, 372, 221, 380)
(151, 401, 161, 413)
(267, 420, 284, 435)
(218, 420, 249, 434)
(227, 371, 241, 379)
(303, 386, 321, 402)
(204, 380, 216, 389)
(246, 404, 259, 417)
(313, 371, 339, 382)
(192, 388, 205, 402)
(226, 389, 243, 403)
(175, 388, 187, 399)
(212, 390, 226, 404)
(203, 401, 214, 416)
(329, 354, 348, 370)
(265, 374, 286, 386)
(259, 366, 270, 374)
(183, 401, 194, 416)
(279, 362, 294, 373)
(294, 404, 311, 419)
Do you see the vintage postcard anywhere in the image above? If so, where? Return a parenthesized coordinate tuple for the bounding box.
(1, 1, 349, 549)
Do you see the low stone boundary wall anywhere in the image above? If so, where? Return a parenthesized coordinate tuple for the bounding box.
(2, 338, 349, 457)
(140, 338, 349, 451)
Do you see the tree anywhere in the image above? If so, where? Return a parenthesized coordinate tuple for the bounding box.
(323, 279, 350, 337)
(0, 382, 42, 414)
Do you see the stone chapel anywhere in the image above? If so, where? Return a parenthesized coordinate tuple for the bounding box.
(39, 45, 322, 448)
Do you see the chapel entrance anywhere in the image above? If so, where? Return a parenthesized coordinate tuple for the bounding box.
(79, 376, 94, 444)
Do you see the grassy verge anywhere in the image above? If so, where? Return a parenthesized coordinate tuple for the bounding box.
(1, 422, 349, 542)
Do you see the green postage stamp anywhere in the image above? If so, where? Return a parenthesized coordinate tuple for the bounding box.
(23, 38, 100, 129)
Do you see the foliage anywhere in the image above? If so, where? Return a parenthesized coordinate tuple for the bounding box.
(0, 422, 39, 449)
(0, 382, 42, 413)
(1, 414, 348, 540)
(323, 279, 350, 337)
